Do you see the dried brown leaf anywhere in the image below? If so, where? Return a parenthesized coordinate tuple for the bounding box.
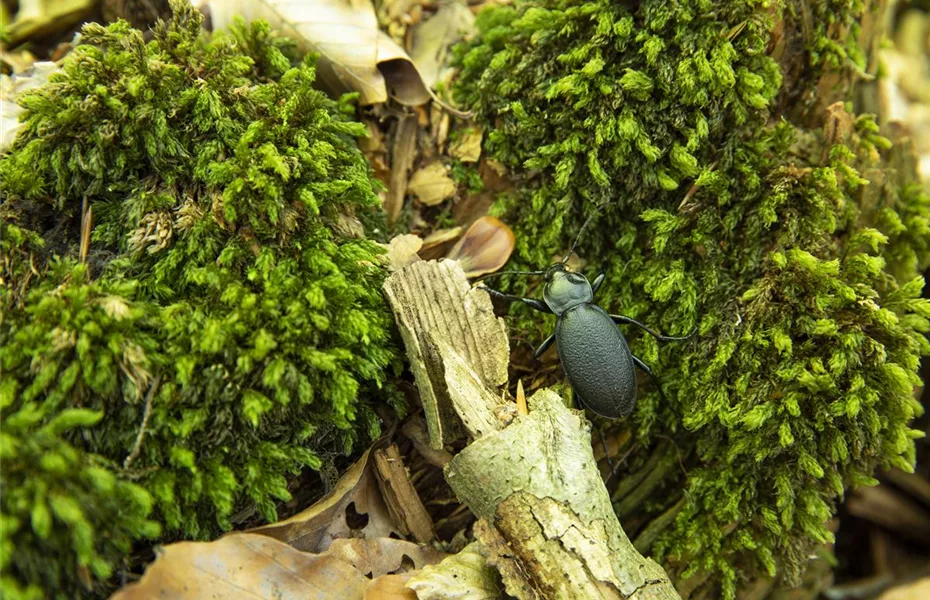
(408, 161, 457, 206)
(250, 443, 404, 552)
(365, 573, 418, 600)
(409, 2, 476, 89)
(209, 0, 430, 106)
(326, 538, 446, 578)
(421, 229, 462, 247)
(879, 577, 930, 600)
(449, 129, 483, 164)
(110, 533, 371, 599)
(445, 216, 515, 278)
(3, 0, 95, 46)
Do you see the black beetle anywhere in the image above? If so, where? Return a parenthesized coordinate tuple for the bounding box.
(478, 221, 694, 419)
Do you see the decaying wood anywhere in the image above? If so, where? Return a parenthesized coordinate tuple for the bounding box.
(446, 391, 678, 600)
(383, 260, 509, 449)
(373, 443, 436, 543)
(384, 260, 679, 600)
(428, 337, 516, 438)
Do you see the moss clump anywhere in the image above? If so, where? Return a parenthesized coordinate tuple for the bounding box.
(455, 0, 929, 595)
(455, 0, 788, 263)
(0, 2, 400, 597)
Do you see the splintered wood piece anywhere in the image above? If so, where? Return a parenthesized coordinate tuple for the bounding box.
(427, 337, 514, 439)
(383, 260, 509, 448)
(373, 444, 436, 543)
(445, 390, 679, 600)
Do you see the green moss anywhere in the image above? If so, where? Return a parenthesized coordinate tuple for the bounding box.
(0, 2, 400, 597)
(456, 0, 787, 264)
(455, 0, 928, 595)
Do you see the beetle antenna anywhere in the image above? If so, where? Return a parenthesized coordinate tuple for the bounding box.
(561, 204, 605, 265)
(474, 269, 546, 282)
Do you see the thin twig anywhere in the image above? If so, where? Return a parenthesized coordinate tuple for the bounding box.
(124, 375, 161, 470)
(80, 195, 93, 264)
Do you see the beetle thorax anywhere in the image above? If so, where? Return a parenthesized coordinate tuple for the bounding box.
(543, 267, 593, 315)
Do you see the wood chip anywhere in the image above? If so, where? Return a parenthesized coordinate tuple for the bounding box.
(515, 379, 527, 416)
(373, 444, 436, 543)
(383, 261, 509, 448)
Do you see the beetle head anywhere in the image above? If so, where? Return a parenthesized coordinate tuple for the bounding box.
(543, 264, 592, 315)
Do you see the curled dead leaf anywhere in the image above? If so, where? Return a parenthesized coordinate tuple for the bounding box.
(110, 533, 446, 600)
(418, 226, 464, 261)
(409, 2, 476, 90)
(3, 0, 95, 46)
(209, 0, 430, 106)
(249, 443, 404, 552)
(110, 533, 371, 599)
(445, 216, 515, 278)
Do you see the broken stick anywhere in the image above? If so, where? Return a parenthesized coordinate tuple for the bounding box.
(384, 260, 680, 600)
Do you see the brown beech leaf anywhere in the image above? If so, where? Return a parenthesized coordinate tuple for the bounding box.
(445, 216, 515, 278)
(208, 0, 430, 106)
(408, 161, 457, 207)
(448, 129, 483, 164)
(409, 1, 476, 89)
(879, 577, 930, 600)
(326, 538, 446, 578)
(364, 573, 418, 599)
(110, 533, 371, 599)
(249, 443, 404, 552)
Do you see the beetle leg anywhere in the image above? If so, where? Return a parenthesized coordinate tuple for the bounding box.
(611, 314, 695, 342)
(595, 426, 613, 470)
(533, 333, 556, 358)
(631, 355, 668, 404)
(480, 286, 552, 313)
(591, 272, 606, 295)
